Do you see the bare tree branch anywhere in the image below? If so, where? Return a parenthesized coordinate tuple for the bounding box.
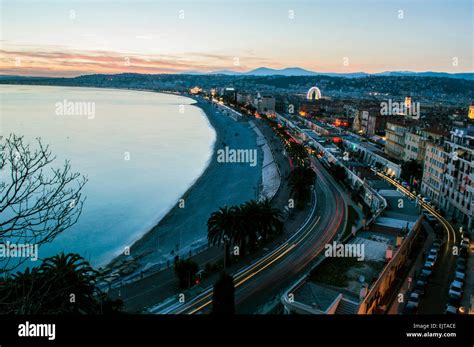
(0, 134, 87, 273)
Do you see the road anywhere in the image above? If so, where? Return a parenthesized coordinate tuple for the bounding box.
(375, 171, 459, 313)
(160, 154, 347, 314)
(375, 171, 457, 250)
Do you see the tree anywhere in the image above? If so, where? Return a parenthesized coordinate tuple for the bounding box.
(0, 134, 87, 273)
(212, 272, 235, 314)
(208, 201, 283, 260)
(207, 206, 239, 267)
(236, 200, 283, 252)
(0, 252, 122, 314)
(254, 199, 283, 241)
(174, 259, 199, 289)
(289, 166, 316, 209)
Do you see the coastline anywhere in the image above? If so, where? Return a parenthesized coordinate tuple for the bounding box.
(105, 97, 262, 277)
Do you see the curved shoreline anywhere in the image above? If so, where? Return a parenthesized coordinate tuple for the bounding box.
(106, 96, 262, 275)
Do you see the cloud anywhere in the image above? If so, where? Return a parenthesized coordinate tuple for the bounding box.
(0, 47, 276, 77)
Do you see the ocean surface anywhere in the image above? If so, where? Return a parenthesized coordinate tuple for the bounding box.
(0, 85, 215, 268)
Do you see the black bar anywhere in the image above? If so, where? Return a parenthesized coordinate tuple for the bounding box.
(0, 315, 472, 346)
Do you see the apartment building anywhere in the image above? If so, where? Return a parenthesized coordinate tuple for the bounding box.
(440, 126, 474, 228)
(403, 131, 424, 162)
(384, 119, 414, 160)
(253, 94, 275, 113)
(421, 141, 448, 207)
(404, 127, 449, 163)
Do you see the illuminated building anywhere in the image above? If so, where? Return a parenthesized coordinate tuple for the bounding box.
(468, 105, 474, 120)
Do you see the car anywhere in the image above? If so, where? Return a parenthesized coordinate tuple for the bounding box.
(428, 248, 438, 258)
(445, 304, 458, 314)
(432, 242, 441, 252)
(403, 302, 417, 314)
(448, 296, 461, 307)
(414, 282, 425, 296)
(407, 292, 421, 307)
(461, 238, 470, 249)
(449, 280, 463, 299)
(402, 181, 409, 188)
(419, 272, 429, 282)
(423, 212, 437, 224)
(427, 253, 436, 261)
(425, 260, 435, 268)
(459, 248, 469, 259)
(416, 278, 427, 287)
(421, 266, 432, 276)
(422, 197, 431, 203)
(455, 271, 465, 282)
(456, 261, 467, 273)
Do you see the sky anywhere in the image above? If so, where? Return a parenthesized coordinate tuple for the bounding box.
(0, 0, 472, 77)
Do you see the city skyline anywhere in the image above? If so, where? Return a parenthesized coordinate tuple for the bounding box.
(0, 0, 473, 77)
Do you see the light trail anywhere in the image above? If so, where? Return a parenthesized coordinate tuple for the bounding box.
(375, 171, 457, 245)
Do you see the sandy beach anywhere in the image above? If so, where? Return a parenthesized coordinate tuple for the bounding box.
(107, 97, 262, 275)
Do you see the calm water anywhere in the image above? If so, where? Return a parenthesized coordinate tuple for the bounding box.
(0, 85, 215, 267)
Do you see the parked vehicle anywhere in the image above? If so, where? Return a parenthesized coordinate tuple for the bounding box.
(419, 272, 429, 282)
(445, 304, 458, 314)
(403, 302, 417, 314)
(455, 271, 465, 282)
(456, 262, 467, 273)
(461, 237, 470, 249)
(421, 266, 432, 277)
(459, 248, 468, 259)
(425, 260, 435, 268)
(414, 281, 425, 296)
(423, 212, 437, 225)
(432, 239, 442, 249)
(407, 292, 421, 307)
(449, 280, 463, 299)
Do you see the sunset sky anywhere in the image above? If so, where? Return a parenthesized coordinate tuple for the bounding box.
(0, 0, 472, 77)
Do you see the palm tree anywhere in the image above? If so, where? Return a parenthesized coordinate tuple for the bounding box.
(39, 253, 98, 313)
(208, 201, 284, 262)
(289, 166, 316, 209)
(0, 268, 42, 314)
(238, 200, 283, 250)
(207, 206, 239, 268)
(257, 199, 283, 241)
(0, 253, 122, 314)
(238, 200, 261, 252)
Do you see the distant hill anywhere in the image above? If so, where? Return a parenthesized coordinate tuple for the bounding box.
(374, 71, 474, 80)
(202, 67, 474, 80)
(1, 68, 472, 80)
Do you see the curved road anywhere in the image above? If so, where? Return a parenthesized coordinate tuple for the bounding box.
(375, 171, 459, 313)
(164, 155, 347, 314)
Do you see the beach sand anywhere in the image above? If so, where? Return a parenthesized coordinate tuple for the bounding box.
(110, 98, 262, 273)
